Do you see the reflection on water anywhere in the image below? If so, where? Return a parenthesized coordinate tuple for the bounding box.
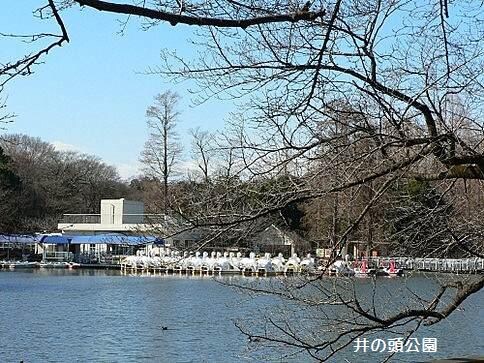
(0, 270, 482, 362)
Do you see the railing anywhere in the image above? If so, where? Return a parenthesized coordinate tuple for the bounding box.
(0, 243, 36, 249)
(59, 213, 173, 225)
(43, 251, 73, 262)
(76, 253, 131, 265)
(60, 214, 101, 224)
(368, 257, 484, 273)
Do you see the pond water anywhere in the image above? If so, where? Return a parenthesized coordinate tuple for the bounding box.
(0, 270, 482, 362)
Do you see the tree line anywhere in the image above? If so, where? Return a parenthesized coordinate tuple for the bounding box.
(0, 134, 132, 232)
(0, 91, 482, 261)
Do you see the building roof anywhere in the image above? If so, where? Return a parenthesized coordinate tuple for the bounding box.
(71, 234, 163, 246)
(40, 234, 164, 246)
(0, 233, 164, 246)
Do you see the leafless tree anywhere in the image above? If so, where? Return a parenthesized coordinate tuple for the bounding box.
(0, 98, 14, 129)
(225, 272, 483, 361)
(0, 134, 127, 231)
(140, 1, 483, 358)
(3, 0, 484, 360)
(0, 1, 68, 96)
(140, 91, 183, 214)
(190, 127, 216, 183)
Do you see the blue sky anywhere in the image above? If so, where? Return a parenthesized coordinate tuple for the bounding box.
(2, 2, 233, 178)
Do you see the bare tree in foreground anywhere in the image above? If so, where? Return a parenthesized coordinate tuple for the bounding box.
(3, 0, 484, 360)
(128, 1, 484, 359)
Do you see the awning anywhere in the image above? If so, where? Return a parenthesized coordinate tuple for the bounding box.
(67, 234, 164, 246)
(40, 235, 71, 244)
(2, 233, 165, 246)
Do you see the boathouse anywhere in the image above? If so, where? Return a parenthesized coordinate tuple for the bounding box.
(252, 225, 310, 257)
(0, 234, 40, 261)
(58, 198, 198, 248)
(38, 234, 164, 263)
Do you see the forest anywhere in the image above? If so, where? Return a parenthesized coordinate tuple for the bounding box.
(1, 105, 482, 259)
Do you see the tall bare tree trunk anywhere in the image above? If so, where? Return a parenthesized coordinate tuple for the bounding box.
(140, 91, 183, 215)
(163, 108, 169, 215)
(331, 192, 339, 257)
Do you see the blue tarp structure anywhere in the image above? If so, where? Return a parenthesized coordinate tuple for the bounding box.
(69, 234, 163, 246)
(1, 233, 164, 246)
(40, 235, 71, 244)
(41, 234, 164, 246)
(0, 234, 40, 244)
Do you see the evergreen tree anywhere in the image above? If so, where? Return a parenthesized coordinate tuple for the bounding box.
(0, 146, 21, 231)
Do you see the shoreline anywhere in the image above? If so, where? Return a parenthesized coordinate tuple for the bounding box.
(1, 263, 482, 277)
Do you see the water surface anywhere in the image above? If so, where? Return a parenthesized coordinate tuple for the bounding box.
(0, 270, 482, 362)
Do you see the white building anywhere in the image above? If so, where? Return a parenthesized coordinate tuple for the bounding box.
(57, 198, 199, 248)
(59, 198, 149, 233)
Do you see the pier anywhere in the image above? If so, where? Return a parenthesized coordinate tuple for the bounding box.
(116, 254, 484, 276)
(2, 255, 483, 275)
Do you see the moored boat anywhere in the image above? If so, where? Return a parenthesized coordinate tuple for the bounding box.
(7, 261, 40, 269)
(383, 259, 403, 277)
(353, 259, 372, 277)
